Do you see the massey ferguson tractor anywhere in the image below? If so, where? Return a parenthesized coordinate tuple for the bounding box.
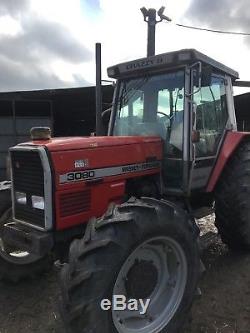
(1, 46, 250, 333)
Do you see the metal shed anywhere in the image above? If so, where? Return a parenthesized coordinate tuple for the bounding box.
(0, 85, 114, 180)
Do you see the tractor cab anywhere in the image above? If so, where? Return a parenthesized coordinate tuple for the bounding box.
(108, 49, 239, 195)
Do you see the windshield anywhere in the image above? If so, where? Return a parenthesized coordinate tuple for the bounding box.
(113, 70, 185, 156)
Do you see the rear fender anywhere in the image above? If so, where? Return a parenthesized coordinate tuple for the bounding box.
(206, 131, 250, 192)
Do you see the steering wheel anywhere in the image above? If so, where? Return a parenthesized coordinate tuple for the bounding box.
(157, 111, 170, 130)
(157, 111, 170, 118)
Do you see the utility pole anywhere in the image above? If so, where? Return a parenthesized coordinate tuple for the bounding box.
(140, 6, 171, 57)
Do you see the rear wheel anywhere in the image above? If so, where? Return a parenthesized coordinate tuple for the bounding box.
(215, 139, 250, 250)
(0, 189, 52, 283)
(60, 197, 200, 333)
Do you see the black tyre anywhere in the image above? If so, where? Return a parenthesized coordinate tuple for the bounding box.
(60, 197, 200, 333)
(0, 188, 52, 283)
(215, 139, 250, 250)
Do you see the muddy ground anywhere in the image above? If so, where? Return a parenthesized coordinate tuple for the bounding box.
(1, 216, 250, 333)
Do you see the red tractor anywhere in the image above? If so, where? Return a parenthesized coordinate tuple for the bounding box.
(1, 48, 250, 333)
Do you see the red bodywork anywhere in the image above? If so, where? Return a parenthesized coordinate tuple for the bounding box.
(206, 131, 250, 192)
(22, 131, 249, 231)
(38, 136, 162, 230)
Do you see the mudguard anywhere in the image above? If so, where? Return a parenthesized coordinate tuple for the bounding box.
(206, 131, 250, 192)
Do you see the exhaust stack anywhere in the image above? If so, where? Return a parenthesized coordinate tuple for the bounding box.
(95, 42, 104, 136)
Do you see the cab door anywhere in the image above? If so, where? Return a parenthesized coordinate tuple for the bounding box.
(190, 74, 229, 190)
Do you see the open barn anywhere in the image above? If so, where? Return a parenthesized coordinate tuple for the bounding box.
(0, 85, 114, 180)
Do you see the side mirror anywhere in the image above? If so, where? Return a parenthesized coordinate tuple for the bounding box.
(192, 130, 200, 143)
(186, 62, 202, 97)
(201, 66, 212, 87)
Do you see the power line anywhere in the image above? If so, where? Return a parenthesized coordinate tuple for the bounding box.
(152, 6, 250, 36)
(174, 22, 250, 36)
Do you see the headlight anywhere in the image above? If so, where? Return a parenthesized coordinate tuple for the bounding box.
(32, 195, 45, 210)
(15, 192, 27, 205)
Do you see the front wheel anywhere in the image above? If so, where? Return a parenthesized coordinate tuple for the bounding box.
(60, 198, 200, 333)
(0, 207, 52, 283)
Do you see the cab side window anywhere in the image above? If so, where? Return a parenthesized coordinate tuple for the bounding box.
(115, 94, 144, 135)
(193, 75, 228, 157)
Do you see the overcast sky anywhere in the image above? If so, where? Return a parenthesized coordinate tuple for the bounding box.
(0, 0, 250, 93)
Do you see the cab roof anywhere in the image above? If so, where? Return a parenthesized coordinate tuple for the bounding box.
(107, 48, 239, 80)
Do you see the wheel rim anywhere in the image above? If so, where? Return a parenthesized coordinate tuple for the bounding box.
(0, 209, 41, 265)
(112, 236, 188, 333)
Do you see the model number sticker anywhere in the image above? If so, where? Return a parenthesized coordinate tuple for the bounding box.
(67, 171, 95, 181)
(59, 161, 161, 184)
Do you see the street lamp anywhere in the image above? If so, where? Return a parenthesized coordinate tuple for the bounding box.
(140, 6, 172, 56)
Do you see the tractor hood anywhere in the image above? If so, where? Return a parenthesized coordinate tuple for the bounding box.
(10, 135, 163, 230)
(16, 136, 162, 152)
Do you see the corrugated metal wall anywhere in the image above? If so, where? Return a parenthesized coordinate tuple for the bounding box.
(0, 99, 52, 180)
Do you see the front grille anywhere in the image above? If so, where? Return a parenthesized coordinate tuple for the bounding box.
(11, 150, 46, 228)
(59, 189, 91, 217)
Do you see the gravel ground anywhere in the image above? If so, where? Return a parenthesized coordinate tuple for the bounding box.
(1, 216, 250, 333)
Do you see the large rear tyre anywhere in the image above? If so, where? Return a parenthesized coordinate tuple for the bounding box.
(60, 197, 200, 333)
(215, 140, 250, 251)
(0, 189, 52, 283)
